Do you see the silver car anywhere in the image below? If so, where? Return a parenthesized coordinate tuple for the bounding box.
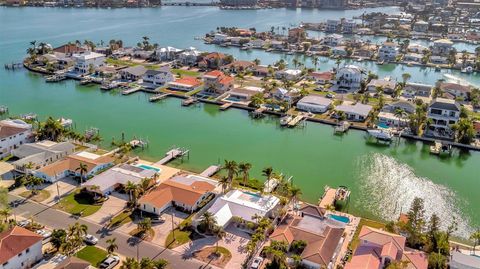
(83, 234, 98, 245)
(99, 255, 120, 269)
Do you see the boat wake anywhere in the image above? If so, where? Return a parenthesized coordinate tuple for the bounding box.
(355, 153, 472, 238)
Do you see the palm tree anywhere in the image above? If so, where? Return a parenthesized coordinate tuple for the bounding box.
(253, 58, 261, 65)
(223, 160, 238, 187)
(138, 218, 152, 236)
(121, 257, 140, 269)
(262, 166, 274, 185)
(238, 162, 252, 186)
(213, 225, 226, 254)
(68, 222, 88, 239)
(292, 58, 299, 69)
(200, 212, 217, 233)
(219, 176, 229, 194)
(471, 230, 480, 255)
(0, 208, 10, 223)
(75, 162, 88, 184)
(401, 73, 411, 86)
(235, 72, 245, 87)
(106, 237, 118, 255)
(289, 185, 302, 205)
(125, 181, 139, 208)
(25, 176, 43, 195)
(394, 108, 407, 128)
(138, 177, 152, 195)
(312, 56, 319, 70)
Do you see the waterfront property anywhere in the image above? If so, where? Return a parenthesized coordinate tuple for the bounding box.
(206, 189, 280, 228)
(0, 119, 33, 159)
(0, 226, 44, 269)
(335, 65, 363, 93)
(139, 174, 218, 214)
(72, 52, 105, 75)
(202, 70, 234, 95)
(167, 77, 202, 92)
(296, 94, 332, 113)
(120, 66, 147, 81)
(335, 103, 373, 122)
(426, 98, 461, 138)
(142, 67, 174, 88)
(12, 141, 75, 173)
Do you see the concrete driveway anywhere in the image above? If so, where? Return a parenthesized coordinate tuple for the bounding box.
(86, 192, 128, 225)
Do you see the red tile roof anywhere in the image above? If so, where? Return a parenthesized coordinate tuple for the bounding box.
(172, 77, 202, 87)
(0, 226, 43, 264)
(53, 44, 85, 54)
(204, 70, 224, 78)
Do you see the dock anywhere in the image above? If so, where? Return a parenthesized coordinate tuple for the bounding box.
(154, 147, 190, 165)
(122, 86, 142, 95)
(182, 97, 197, 106)
(0, 105, 8, 115)
(129, 139, 148, 149)
(334, 121, 351, 134)
(200, 165, 222, 177)
(251, 107, 266, 118)
(287, 114, 305, 128)
(319, 186, 337, 208)
(149, 93, 170, 102)
(219, 102, 233, 110)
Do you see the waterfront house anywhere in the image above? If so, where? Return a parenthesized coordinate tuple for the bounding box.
(94, 66, 117, 78)
(0, 119, 33, 159)
(269, 40, 285, 50)
(308, 71, 334, 85)
(252, 65, 270, 77)
(167, 77, 202, 92)
(120, 65, 147, 81)
(426, 98, 461, 138)
(403, 53, 423, 63)
(342, 19, 356, 34)
(72, 52, 105, 75)
(382, 100, 416, 114)
(432, 39, 454, 55)
(139, 174, 218, 214)
(439, 82, 471, 100)
(154, 46, 182, 62)
(198, 52, 230, 69)
(407, 43, 428, 54)
(0, 226, 44, 269)
(205, 189, 280, 228)
(378, 111, 407, 127)
(273, 88, 301, 105)
(202, 70, 234, 95)
(132, 49, 154, 60)
(326, 19, 341, 33)
(413, 20, 429, 32)
(82, 163, 159, 196)
(402, 83, 433, 99)
(142, 67, 174, 88)
(288, 27, 306, 43)
(213, 33, 228, 44)
(275, 69, 302, 80)
(177, 47, 201, 66)
(270, 205, 345, 269)
(332, 46, 348, 57)
(366, 79, 397, 95)
(430, 56, 448, 65)
(12, 141, 75, 173)
(248, 39, 265, 49)
(296, 94, 332, 113)
(344, 226, 428, 269)
(33, 151, 114, 183)
(335, 103, 373, 122)
(354, 44, 377, 59)
(53, 44, 85, 57)
(323, 34, 343, 47)
(220, 60, 255, 74)
(335, 65, 363, 93)
(227, 86, 264, 102)
(378, 41, 399, 61)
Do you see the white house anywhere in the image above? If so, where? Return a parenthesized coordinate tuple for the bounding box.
(402, 83, 433, 99)
(427, 98, 461, 137)
(12, 141, 75, 173)
(275, 69, 302, 80)
(342, 19, 356, 33)
(0, 119, 32, 159)
(139, 174, 218, 214)
(323, 34, 343, 47)
(335, 65, 363, 92)
(432, 39, 454, 55)
(227, 86, 264, 102)
(413, 20, 429, 32)
(154, 46, 182, 61)
(403, 53, 423, 63)
(378, 41, 399, 61)
(308, 71, 334, 85)
(0, 226, 43, 269)
(206, 189, 280, 227)
(177, 47, 201, 66)
(273, 88, 301, 105)
(296, 95, 332, 113)
(73, 52, 105, 75)
(213, 33, 228, 44)
(366, 79, 397, 95)
(335, 103, 373, 122)
(142, 67, 174, 87)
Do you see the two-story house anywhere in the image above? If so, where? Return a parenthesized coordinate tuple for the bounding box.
(335, 65, 363, 92)
(0, 226, 44, 269)
(202, 70, 234, 95)
(0, 120, 33, 159)
(378, 41, 399, 61)
(72, 52, 105, 75)
(142, 67, 174, 88)
(427, 98, 461, 138)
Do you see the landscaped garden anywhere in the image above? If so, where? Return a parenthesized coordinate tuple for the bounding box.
(193, 246, 232, 268)
(54, 189, 103, 217)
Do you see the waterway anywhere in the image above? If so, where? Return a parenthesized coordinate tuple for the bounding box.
(0, 6, 479, 237)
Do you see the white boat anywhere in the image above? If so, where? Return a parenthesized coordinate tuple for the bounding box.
(280, 115, 293, 126)
(367, 129, 392, 141)
(461, 66, 474, 74)
(430, 141, 452, 156)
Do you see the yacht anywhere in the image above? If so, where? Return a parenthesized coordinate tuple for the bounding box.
(280, 115, 293, 126)
(367, 129, 392, 141)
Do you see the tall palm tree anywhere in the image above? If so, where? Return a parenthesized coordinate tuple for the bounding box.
(26, 176, 43, 195)
(138, 218, 152, 235)
(471, 230, 480, 255)
(68, 222, 88, 239)
(200, 212, 217, 233)
(0, 208, 10, 223)
(139, 177, 152, 195)
(125, 181, 139, 208)
(312, 56, 319, 70)
(106, 237, 118, 255)
(238, 162, 252, 186)
(223, 160, 238, 187)
(289, 185, 302, 205)
(75, 163, 88, 185)
(121, 257, 140, 269)
(401, 73, 411, 86)
(219, 176, 229, 194)
(262, 167, 274, 186)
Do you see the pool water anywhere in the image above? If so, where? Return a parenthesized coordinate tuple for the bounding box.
(137, 164, 160, 172)
(328, 214, 350, 223)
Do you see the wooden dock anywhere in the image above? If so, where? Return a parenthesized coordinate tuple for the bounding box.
(319, 186, 337, 208)
(154, 147, 189, 165)
(122, 86, 142, 95)
(200, 165, 221, 177)
(287, 114, 305, 127)
(251, 107, 266, 118)
(149, 93, 170, 102)
(219, 102, 233, 110)
(182, 97, 197, 106)
(334, 121, 351, 134)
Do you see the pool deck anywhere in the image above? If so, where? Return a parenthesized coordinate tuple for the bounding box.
(331, 212, 360, 268)
(135, 159, 181, 184)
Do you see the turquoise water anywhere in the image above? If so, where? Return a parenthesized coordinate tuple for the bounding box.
(328, 214, 350, 224)
(0, 6, 479, 237)
(137, 164, 161, 172)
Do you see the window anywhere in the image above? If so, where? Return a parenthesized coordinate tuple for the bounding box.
(26, 248, 30, 253)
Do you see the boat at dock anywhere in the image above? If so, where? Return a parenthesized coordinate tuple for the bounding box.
(287, 113, 306, 128)
(100, 81, 121, 90)
(430, 140, 452, 156)
(251, 107, 266, 118)
(79, 77, 93, 85)
(280, 114, 293, 126)
(376, 60, 384, 65)
(367, 128, 392, 142)
(45, 73, 66, 82)
(334, 121, 351, 134)
(461, 66, 473, 74)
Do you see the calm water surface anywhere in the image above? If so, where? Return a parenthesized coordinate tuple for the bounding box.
(0, 6, 478, 237)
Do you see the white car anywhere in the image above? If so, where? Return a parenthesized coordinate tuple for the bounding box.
(99, 255, 120, 269)
(83, 234, 98, 245)
(36, 229, 52, 239)
(250, 256, 264, 269)
(18, 219, 31, 227)
(326, 93, 335, 99)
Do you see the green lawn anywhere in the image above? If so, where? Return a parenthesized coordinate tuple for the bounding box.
(55, 190, 102, 217)
(171, 68, 200, 77)
(349, 218, 386, 252)
(75, 246, 108, 267)
(105, 58, 136, 67)
(108, 209, 134, 228)
(165, 229, 191, 249)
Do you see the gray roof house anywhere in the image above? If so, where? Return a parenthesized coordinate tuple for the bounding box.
(449, 251, 480, 269)
(335, 103, 373, 122)
(120, 65, 147, 81)
(296, 95, 332, 113)
(12, 141, 75, 172)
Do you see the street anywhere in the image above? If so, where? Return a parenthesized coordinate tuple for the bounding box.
(7, 194, 217, 269)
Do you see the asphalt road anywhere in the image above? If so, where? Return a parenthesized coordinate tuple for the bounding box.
(8, 194, 217, 269)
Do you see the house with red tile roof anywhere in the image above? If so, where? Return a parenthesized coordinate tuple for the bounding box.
(0, 226, 43, 269)
(308, 71, 334, 85)
(167, 77, 203, 92)
(270, 205, 345, 269)
(53, 44, 86, 56)
(139, 174, 218, 214)
(202, 70, 234, 95)
(198, 52, 230, 69)
(220, 60, 255, 74)
(345, 226, 428, 269)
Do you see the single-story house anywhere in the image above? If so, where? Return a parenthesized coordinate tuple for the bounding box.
(439, 82, 471, 100)
(402, 83, 432, 99)
(33, 151, 114, 183)
(382, 100, 416, 114)
(139, 174, 218, 214)
(120, 65, 147, 81)
(378, 111, 408, 127)
(12, 141, 75, 173)
(403, 53, 423, 63)
(308, 71, 334, 85)
(275, 69, 302, 80)
(430, 56, 448, 65)
(227, 86, 264, 102)
(296, 95, 332, 113)
(206, 189, 280, 228)
(366, 79, 397, 95)
(167, 77, 202, 92)
(335, 103, 373, 122)
(220, 60, 255, 74)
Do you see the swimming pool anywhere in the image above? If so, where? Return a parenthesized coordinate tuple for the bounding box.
(327, 214, 350, 224)
(136, 164, 160, 172)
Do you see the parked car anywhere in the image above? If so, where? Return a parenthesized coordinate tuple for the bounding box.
(83, 234, 98, 245)
(9, 199, 23, 208)
(250, 256, 264, 269)
(326, 93, 335, 99)
(18, 219, 31, 227)
(36, 229, 52, 239)
(151, 215, 166, 224)
(99, 255, 120, 269)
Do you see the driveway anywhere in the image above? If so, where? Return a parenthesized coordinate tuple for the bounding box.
(86, 192, 128, 225)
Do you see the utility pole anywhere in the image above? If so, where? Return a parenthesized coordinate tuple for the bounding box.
(171, 211, 175, 241)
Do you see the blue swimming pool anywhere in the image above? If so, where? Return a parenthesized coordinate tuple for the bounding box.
(328, 214, 350, 223)
(137, 164, 160, 172)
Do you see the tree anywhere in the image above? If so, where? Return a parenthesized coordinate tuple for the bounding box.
(386, 260, 410, 269)
(312, 56, 319, 70)
(121, 257, 140, 269)
(288, 185, 302, 205)
(219, 176, 229, 194)
(471, 230, 480, 255)
(262, 167, 274, 185)
(0, 208, 10, 223)
(406, 197, 426, 248)
(50, 229, 67, 250)
(199, 212, 217, 234)
(452, 118, 476, 144)
(106, 237, 118, 255)
(264, 241, 289, 269)
(37, 117, 64, 142)
(75, 162, 88, 184)
(125, 181, 140, 208)
(138, 218, 152, 235)
(238, 162, 252, 186)
(223, 160, 238, 188)
(213, 225, 226, 254)
(428, 252, 447, 269)
(25, 176, 43, 195)
(401, 73, 411, 86)
(253, 58, 261, 65)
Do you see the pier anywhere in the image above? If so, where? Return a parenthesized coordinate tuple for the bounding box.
(287, 113, 306, 128)
(129, 139, 148, 149)
(200, 165, 222, 177)
(149, 93, 170, 102)
(319, 186, 337, 208)
(219, 102, 233, 110)
(181, 97, 198, 106)
(121, 86, 142, 95)
(334, 121, 351, 134)
(154, 147, 190, 165)
(251, 107, 266, 118)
